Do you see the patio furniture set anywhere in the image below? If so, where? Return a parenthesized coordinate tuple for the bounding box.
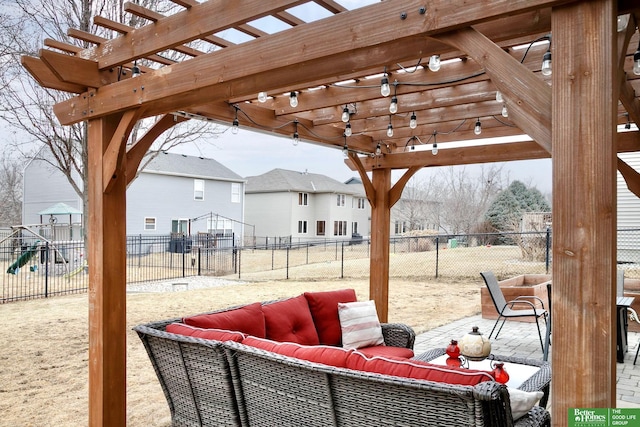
(134, 288, 551, 426)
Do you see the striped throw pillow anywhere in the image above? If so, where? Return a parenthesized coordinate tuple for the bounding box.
(338, 300, 384, 350)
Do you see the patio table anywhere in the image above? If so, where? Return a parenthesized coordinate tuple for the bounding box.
(414, 348, 551, 408)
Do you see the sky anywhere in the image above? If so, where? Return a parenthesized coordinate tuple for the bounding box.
(170, 127, 554, 195)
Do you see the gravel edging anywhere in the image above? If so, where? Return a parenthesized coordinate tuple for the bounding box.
(126, 276, 246, 293)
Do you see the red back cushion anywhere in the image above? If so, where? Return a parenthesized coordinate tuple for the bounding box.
(243, 336, 351, 368)
(262, 295, 320, 345)
(182, 302, 266, 338)
(346, 352, 494, 386)
(304, 289, 357, 346)
(356, 345, 414, 359)
(166, 323, 245, 342)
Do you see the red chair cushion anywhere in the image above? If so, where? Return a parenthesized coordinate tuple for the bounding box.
(356, 345, 414, 359)
(346, 352, 494, 386)
(182, 302, 266, 338)
(242, 336, 351, 368)
(304, 288, 357, 346)
(262, 295, 320, 345)
(166, 323, 245, 342)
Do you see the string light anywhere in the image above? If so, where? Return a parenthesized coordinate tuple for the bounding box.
(375, 143, 382, 156)
(345, 122, 352, 137)
(231, 105, 239, 134)
(495, 91, 503, 102)
(389, 96, 398, 114)
(625, 114, 631, 130)
(258, 92, 268, 103)
(428, 55, 441, 72)
(293, 120, 299, 146)
(289, 91, 298, 108)
(474, 118, 482, 135)
(502, 104, 509, 118)
(343, 143, 349, 158)
(541, 48, 552, 76)
(634, 40, 640, 76)
(380, 73, 391, 97)
(341, 106, 350, 123)
(131, 61, 141, 78)
(409, 112, 417, 129)
(386, 117, 394, 137)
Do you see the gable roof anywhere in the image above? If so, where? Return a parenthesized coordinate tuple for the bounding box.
(245, 169, 365, 196)
(142, 152, 244, 182)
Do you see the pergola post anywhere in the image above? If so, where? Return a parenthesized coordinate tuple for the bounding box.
(87, 114, 129, 426)
(369, 168, 392, 322)
(551, 1, 617, 424)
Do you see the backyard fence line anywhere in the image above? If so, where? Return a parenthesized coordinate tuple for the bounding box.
(2, 229, 639, 304)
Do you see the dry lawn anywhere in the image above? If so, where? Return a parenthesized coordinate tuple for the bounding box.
(0, 276, 482, 427)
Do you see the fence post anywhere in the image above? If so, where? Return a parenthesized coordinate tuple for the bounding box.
(545, 226, 551, 274)
(44, 241, 49, 298)
(306, 242, 309, 264)
(271, 247, 275, 270)
(182, 235, 186, 278)
(138, 234, 142, 268)
(341, 241, 344, 279)
(435, 237, 439, 278)
(286, 246, 290, 280)
(197, 247, 201, 276)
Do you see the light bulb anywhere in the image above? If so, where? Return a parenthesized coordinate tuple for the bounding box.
(474, 119, 482, 135)
(386, 123, 394, 137)
(131, 65, 141, 78)
(231, 119, 239, 135)
(634, 50, 640, 76)
(380, 76, 391, 97)
(409, 112, 417, 129)
(541, 50, 552, 76)
(617, 14, 629, 32)
(428, 55, 441, 72)
(293, 132, 299, 146)
(341, 107, 350, 123)
(289, 92, 298, 108)
(375, 143, 381, 155)
(410, 144, 415, 151)
(258, 92, 267, 103)
(431, 143, 438, 155)
(345, 122, 352, 137)
(389, 96, 398, 114)
(502, 104, 509, 117)
(495, 91, 503, 102)
(343, 145, 349, 158)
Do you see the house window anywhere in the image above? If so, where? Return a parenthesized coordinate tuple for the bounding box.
(316, 221, 325, 236)
(336, 194, 345, 207)
(394, 221, 406, 234)
(352, 222, 358, 235)
(144, 217, 156, 231)
(298, 220, 308, 234)
(355, 198, 366, 209)
(231, 183, 241, 203)
(172, 219, 189, 234)
(194, 179, 204, 200)
(298, 192, 308, 206)
(333, 220, 347, 236)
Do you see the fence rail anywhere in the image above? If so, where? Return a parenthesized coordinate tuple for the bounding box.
(2, 229, 639, 303)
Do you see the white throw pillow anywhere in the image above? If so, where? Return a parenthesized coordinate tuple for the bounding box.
(507, 387, 543, 420)
(338, 300, 385, 350)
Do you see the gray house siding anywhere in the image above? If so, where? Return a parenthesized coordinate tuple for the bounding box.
(245, 192, 292, 238)
(617, 152, 640, 263)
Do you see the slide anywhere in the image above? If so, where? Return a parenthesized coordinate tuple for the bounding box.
(7, 241, 40, 275)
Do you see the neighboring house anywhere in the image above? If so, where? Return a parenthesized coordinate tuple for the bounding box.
(244, 169, 370, 243)
(391, 186, 441, 236)
(617, 152, 640, 263)
(23, 150, 246, 242)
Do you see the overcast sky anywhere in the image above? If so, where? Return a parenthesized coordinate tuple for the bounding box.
(170, 127, 554, 195)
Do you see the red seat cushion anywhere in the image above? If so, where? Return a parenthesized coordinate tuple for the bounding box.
(182, 302, 266, 338)
(166, 323, 245, 342)
(243, 336, 351, 368)
(262, 295, 320, 345)
(346, 352, 494, 386)
(304, 289, 357, 346)
(357, 345, 414, 359)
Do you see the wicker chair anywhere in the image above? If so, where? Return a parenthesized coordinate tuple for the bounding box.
(629, 307, 640, 365)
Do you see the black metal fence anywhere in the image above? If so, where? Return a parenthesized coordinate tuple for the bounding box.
(2, 229, 639, 303)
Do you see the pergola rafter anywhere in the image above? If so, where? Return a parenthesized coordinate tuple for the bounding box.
(20, 0, 640, 426)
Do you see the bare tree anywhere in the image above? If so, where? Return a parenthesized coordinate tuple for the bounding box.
(0, 153, 23, 226)
(393, 176, 441, 233)
(432, 165, 505, 235)
(0, 0, 221, 237)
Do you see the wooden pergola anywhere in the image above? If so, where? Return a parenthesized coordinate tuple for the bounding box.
(22, 1, 640, 426)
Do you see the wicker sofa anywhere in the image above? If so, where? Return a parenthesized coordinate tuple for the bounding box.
(134, 290, 551, 427)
